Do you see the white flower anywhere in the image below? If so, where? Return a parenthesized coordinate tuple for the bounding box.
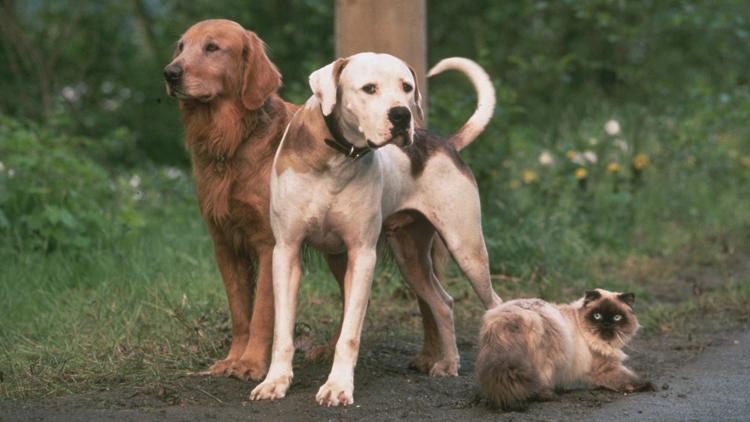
(588, 137, 599, 146)
(0, 161, 4, 172)
(102, 99, 119, 111)
(129, 174, 141, 188)
(604, 119, 621, 136)
(164, 167, 183, 179)
(614, 139, 629, 152)
(7, 169, 15, 178)
(61, 86, 78, 102)
(571, 152, 586, 166)
(583, 150, 598, 164)
(538, 150, 555, 166)
(101, 81, 114, 94)
(132, 190, 144, 201)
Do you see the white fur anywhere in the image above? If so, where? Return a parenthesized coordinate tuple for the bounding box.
(310, 52, 420, 148)
(427, 57, 496, 151)
(251, 54, 501, 406)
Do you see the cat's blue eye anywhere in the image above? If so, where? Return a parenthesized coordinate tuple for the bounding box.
(593, 312, 602, 320)
(613, 314, 622, 321)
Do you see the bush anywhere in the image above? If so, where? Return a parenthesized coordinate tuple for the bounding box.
(0, 116, 149, 252)
(429, 86, 750, 284)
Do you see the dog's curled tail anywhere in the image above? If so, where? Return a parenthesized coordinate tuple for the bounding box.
(427, 57, 496, 151)
(476, 314, 539, 410)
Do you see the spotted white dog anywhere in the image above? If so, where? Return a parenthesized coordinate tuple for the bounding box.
(250, 52, 503, 406)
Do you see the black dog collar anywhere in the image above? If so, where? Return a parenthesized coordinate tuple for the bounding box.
(323, 111, 371, 160)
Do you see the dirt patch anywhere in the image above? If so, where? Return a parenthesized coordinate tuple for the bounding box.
(2, 318, 747, 421)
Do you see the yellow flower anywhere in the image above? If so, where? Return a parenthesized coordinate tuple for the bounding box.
(575, 167, 587, 180)
(566, 150, 577, 160)
(510, 179, 521, 189)
(741, 156, 750, 168)
(522, 169, 538, 184)
(633, 153, 650, 170)
(686, 155, 696, 167)
(606, 162, 621, 173)
(716, 133, 732, 145)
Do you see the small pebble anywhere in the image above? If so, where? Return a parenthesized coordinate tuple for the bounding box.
(677, 393, 687, 399)
(662, 383, 670, 390)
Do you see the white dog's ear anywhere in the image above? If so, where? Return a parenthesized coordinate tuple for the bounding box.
(309, 58, 348, 116)
(408, 65, 424, 123)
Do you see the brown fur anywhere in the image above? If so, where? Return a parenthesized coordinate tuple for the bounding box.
(274, 105, 340, 175)
(165, 19, 452, 380)
(401, 129, 474, 180)
(165, 19, 297, 380)
(476, 289, 652, 410)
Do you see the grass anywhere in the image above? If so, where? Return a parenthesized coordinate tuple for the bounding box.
(2, 193, 749, 400)
(1, 100, 750, 400)
(0, 212, 225, 398)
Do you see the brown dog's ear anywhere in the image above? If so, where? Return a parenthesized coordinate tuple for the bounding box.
(309, 57, 348, 116)
(407, 65, 424, 123)
(241, 31, 282, 110)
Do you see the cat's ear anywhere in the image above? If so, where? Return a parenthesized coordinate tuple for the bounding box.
(583, 289, 601, 306)
(618, 292, 635, 308)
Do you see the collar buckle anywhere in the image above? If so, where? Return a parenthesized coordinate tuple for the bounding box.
(322, 110, 371, 161)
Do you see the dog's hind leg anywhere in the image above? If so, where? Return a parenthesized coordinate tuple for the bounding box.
(426, 184, 502, 309)
(388, 217, 460, 377)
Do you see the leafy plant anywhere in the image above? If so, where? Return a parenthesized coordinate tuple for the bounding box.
(0, 116, 147, 252)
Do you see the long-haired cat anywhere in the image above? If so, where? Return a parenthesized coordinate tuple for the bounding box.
(476, 289, 652, 409)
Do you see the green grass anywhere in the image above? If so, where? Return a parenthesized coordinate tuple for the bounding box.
(0, 212, 224, 398)
(2, 198, 749, 399)
(1, 101, 750, 399)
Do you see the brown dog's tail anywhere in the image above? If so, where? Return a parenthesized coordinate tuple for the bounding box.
(427, 57, 496, 151)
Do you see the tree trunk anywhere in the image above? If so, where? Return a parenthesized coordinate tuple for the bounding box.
(335, 0, 427, 122)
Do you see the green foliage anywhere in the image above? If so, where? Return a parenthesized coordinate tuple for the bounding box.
(1, 0, 750, 400)
(0, 0, 333, 164)
(0, 116, 197, 252)
(0, 117, 130, 251)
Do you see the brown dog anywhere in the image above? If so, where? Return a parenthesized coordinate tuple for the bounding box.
(164, 19, 295, 380)
(164, 19, 459, 381)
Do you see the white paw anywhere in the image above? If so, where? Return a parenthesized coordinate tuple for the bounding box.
(315, 379, 354, 406)
(249, 375, 291, 401)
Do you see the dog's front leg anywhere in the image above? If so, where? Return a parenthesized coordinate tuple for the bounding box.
(316, 247, 377, 406)
(249, 241, 302, 401)
(202, 232, 253, 376)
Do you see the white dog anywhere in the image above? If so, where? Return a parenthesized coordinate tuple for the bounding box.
(250, 53, 502, 406)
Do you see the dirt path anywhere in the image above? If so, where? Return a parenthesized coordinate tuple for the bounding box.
(2, 325, 749, 421)
(585, 328, 750, 421)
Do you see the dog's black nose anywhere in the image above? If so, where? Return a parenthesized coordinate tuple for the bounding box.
(388, 106, 411, 128)
(163, 64, 183, 83)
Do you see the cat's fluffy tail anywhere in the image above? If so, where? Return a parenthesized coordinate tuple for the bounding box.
(476, 314, 540, 410)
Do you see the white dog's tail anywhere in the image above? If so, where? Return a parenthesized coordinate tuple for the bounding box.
(427, 58, 496, 151)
